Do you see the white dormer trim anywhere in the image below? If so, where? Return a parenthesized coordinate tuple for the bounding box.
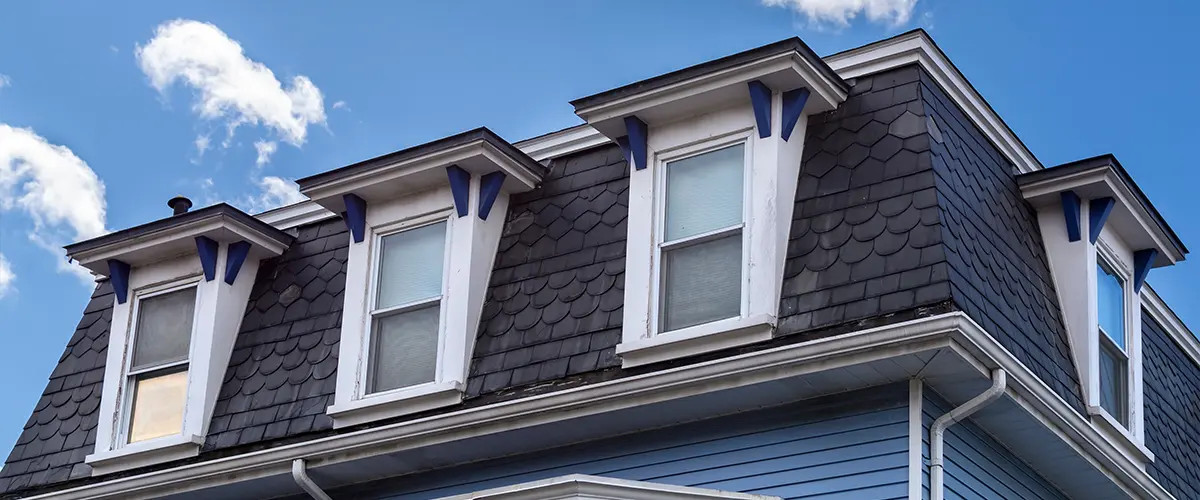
(438, 475, 781, 500)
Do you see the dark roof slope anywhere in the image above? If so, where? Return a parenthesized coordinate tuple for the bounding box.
(64, 203, 292, 257)
(1144, 310, 1200, 499)
(917, 67, 1084, 412)
(0, 282, 110, 493)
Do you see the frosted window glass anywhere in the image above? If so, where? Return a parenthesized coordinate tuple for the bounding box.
(1097, 261, 1125, 350)
(1099, 339, 1128, 425)
(369, 305, 440, 393)
(660, 233, 742, 332)
(128, 369, 187, 443)
(132, 287, 196, 370)
(376, 222, 447, 310)
(664, 144, 744, 242)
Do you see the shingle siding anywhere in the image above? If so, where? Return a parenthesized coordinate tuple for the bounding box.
(780, 65, 952, 337)
(917, 69, 1084, 414)
(0, 282, 110, 493)
(1144, 311, 1200, 499)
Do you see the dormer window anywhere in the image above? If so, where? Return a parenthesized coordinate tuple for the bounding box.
(659, 142, 746, 332)
(366, 218, 448, 394)
(1096, 255, 1128, 425)
(572, 38, 848, 367)
(126, 283, 197, 444)
(63, 201, 292, 474)
(296, 128, 545, 427)
(1018, 154, 1188, 461)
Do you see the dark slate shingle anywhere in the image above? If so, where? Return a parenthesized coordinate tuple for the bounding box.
(1144, 311, 1200, 498)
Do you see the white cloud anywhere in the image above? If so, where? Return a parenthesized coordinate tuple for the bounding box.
(0, 253, 14, 299)
(332, 100, 349, 111)
(0, 124, 107, 285)
(0, 74, 10, 90)
(136, 19, 327, 147)
(254, 139, 277, 167)
(762, 0, 918, 27)
(195, 134, 211, 156)
(240, 175, 304, 213)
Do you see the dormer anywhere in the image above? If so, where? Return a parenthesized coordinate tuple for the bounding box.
(296, 128, 546, 427)
(63, 199, 292, 474)
(1018, 154, 1187, 458)
(571, 38, 848, 367)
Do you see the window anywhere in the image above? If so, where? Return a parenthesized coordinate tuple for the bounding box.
(366, 220, 448, 395)
(125, 284, 197, 444)
(1096, 258, 1128, 425)
(658, 143, 746, 332)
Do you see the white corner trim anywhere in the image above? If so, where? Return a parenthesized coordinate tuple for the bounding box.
(824, 30, 1042, 174)
(514, 125, 611, 162)
(438, 474, 782, 500)
(616, 315, 774, 368)
(255, 200, 337, 230)
(1141, 285, 1200, 369)
(907, 379, 923, 500)
(328, 382, 463, 428)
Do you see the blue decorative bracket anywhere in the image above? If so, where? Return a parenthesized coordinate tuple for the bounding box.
(747, 80, 772, 139)
(1061, 191, 1082, 242)
(781, 87, 810, 142)
(224, 241, 251, 285)
(1088, 197, 1115, 244)
(195, 236, 219, 281)
(624, 116, 648, 170)
(446, 165, 471, 218)
(108, 259, 131, 304)
(1133, 248, 1158, 293)
(479, 171, 507, 221)
(342, 193, 367, 243)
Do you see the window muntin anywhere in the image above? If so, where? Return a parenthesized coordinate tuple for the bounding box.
(1096, 258, 1129, 425)
(657, 143, 746, 333)
(125, 285, 197, 444)
(367, 220, 448, 394)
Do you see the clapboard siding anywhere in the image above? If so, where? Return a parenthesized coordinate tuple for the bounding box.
(335, 386, 911, 500)
(923, 392, 1067, 500)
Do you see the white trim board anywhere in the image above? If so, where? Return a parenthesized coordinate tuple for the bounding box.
(438, 474, 781, 500)
(26, 312, 1173, 500)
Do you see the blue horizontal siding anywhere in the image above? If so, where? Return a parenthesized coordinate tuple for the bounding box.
(357, 386, 911, 500)
(923, 392, 1067, 500)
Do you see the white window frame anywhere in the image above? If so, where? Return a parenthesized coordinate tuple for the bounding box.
(617, 100, 808, 368)
(651, 134, 753, 335)
(119, 278, 202, 446)
(1089, 234, 1145, 451)
(360, 212, 453, 399)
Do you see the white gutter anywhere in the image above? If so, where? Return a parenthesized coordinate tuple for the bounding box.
(929, 368, 1007, 500)
(291, 459, 332, 500)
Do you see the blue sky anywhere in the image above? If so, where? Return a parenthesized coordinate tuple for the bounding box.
(0, 0, 1197, 455)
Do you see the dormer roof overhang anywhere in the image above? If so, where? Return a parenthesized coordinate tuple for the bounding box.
(296, 127, 547, 214)
(1017, 154, 1187, 267)
(64, 203, 294, 275)
(570, 37, 849, 140)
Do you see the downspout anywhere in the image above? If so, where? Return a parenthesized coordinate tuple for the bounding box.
(292, 459, 333, 500)
(930, 369, 1007, 500)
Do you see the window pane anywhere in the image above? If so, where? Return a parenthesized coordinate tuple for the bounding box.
(376, 222, 447, 310)
(1097, 261, 1125, 350)
(369, 304, 440, 393)
(132, 287, 196, 370)
(664, 144, 744, 242)
(1099, 339, 1128, 426)
(660, 232, 741, 332)
(128, 369, 188, 443)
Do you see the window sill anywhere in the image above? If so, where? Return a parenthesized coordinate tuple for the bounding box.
(1088, 405, 1155, 465)
(328, 381, 463, 428)
(616, 314, 775, 368)
(84, 433, 203, 475)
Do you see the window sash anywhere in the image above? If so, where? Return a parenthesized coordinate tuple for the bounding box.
(654, 140, 749, 334)
(121, 280, 199, 446)
(1096, 258, 1127, 351)
(125, 364, 189, 444)
(363, 217, 450, 396)
(1098, 334, 1129, 425)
